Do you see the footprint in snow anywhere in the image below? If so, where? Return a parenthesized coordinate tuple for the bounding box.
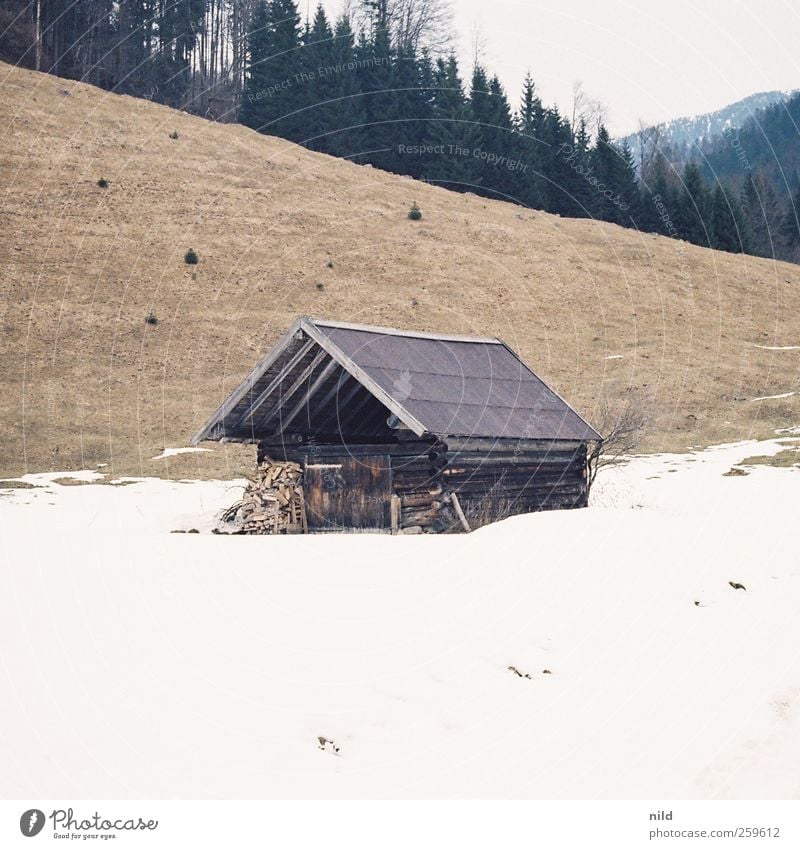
(508, 665, 531, 679)
(317, 736, 340, 754)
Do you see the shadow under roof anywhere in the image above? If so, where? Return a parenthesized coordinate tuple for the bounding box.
(192, 317, 600, 444)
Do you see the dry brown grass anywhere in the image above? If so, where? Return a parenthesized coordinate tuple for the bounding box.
(739, 444, 800, 469)
(2, 62, 800, 479)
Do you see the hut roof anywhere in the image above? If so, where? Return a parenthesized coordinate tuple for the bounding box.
(192, 317, 600, 444)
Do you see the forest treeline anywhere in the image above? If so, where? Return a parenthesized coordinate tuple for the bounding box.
(2, 0, 799, 262)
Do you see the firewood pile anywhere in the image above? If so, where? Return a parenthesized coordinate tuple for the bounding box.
(393, 487, 471, 533)
(217, 457, 307, 534)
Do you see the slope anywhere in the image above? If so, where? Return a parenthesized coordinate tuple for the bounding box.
(2, 62, 800, 479)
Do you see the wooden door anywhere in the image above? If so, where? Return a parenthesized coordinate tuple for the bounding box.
(304, 454, 392, 531)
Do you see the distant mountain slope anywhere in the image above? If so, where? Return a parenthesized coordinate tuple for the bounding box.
(618, 90, 796, 163)
(2, 62, 800, 479)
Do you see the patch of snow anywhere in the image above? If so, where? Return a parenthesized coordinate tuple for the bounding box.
(751, 391, 796, 402)
(150, 446, 212, 460)
(18, 469, 107, 484)
(752, 344, 800, 351)
(775, 426, 800, 435)
(1, 440, 799, 799)
(604, 354, 624, 360)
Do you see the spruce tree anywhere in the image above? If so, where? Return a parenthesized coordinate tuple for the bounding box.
(740, 172, 779, 257)
(515, 72, 546, 208)
(779, 183, 800, 261)
(638, 152, 677, 236)
(302, 4, 335, 150)
(326, 14, 366, 158)
(538, 106, 575, 215)
(239, 0, 274, 130)
(588, 126, 621, 222)
(710, 183, 747, 253)
(678, 162, 711, 245)
(614, 141, 642, 227)
(267, 0, 304, 141)
(424, 54, 471, 187)
(356, 0, 396, 171)
(464, 64, 493, 188)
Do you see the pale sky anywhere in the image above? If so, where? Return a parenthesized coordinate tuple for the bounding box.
(323, 0, 800, 135)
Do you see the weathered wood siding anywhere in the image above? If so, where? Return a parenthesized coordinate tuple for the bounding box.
(303, 455, 392, 531)
(260, 437, 589, 532)
(444, 442, 588, 523)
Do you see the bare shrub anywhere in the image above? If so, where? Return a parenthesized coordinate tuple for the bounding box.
(458, 495, 518, 530)
(588, 391, 651, 484)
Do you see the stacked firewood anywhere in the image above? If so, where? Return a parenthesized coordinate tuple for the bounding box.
(218, 457, 306, 534)
(395, 487, 471, 533)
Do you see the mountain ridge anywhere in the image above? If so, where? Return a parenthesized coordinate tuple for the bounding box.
(618, 90, 797, 162)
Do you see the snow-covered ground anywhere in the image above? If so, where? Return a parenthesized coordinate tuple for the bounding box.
(1, 439, 798, 800)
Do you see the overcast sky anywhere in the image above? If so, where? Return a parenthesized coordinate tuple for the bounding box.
(323, 0, 800, 135)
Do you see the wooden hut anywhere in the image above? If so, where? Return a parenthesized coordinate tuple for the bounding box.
(192, 317, 601, 533)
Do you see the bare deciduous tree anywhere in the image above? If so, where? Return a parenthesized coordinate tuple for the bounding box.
(470, 19, 487, 69)
(587, 392, 651, 484)
(571, 80, 607, 135)
(358, 0, 453, 54)
(391, 0, 453, 54)
(636, 119, 663, 181)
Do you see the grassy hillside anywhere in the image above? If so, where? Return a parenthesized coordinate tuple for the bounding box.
(2, 62, 799, 479)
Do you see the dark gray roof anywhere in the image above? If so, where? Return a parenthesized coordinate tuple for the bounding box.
(192, 317, 600, 444)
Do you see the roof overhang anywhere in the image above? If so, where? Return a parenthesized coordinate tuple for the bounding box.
(192, 316, 602, 445)
(191, 317, 427, 445)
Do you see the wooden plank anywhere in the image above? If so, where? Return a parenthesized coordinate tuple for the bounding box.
(297, 487, 308, 534)
(450, 493, 471, 532)
(304, 454, 392, 531)
(275, 356, 340, 435)
(238, 338, 316, 427)
(315, 378, 366, 433)
(301, 319, 428, 437)
(268, 441, 435, 458)
(390, 494, 400, 535)
(308, 369, 353, 427)
(307, 317, 501, 345)
(191, 318, 305, 444)
(401, 491, 442, 508)
(255, 347, 330, 430)
(444, 437, 585, 453)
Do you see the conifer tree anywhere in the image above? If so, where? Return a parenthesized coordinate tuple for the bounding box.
(779, 183, 800, 261)
(614, 141, 642, 226)
(464, 64, 493, 188)
(326, 14, 366, 158)
(239, 0, 274, 130)
(356, 0, 396, 170)
(710, 183, 747, 253)
(515, 72, 546, 208)
(638, 152, 677, 235)
(267, 0, 304, 140)
(424, 54, 471, 186)
(588, 126, 621, 222)
(740, 172, 778, 257)
(678, 162, 711, 245)
(302, 4, 335, 150)
(538, 106, 574, 215)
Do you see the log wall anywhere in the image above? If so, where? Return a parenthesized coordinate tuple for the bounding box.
(259, 437, 589, 532)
